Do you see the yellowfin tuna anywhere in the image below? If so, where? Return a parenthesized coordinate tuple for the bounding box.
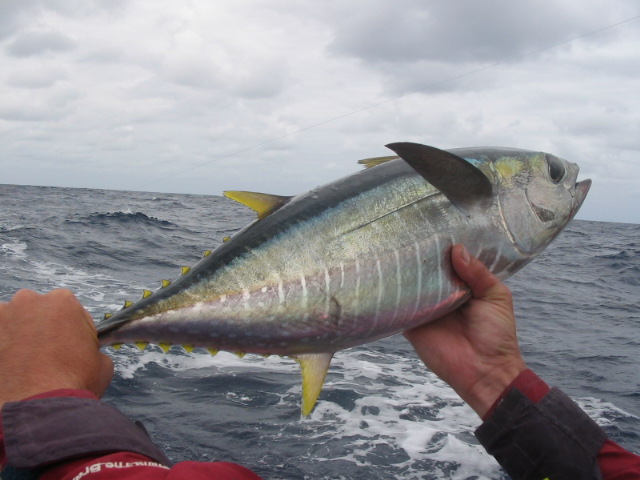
(97, 143, 591, 415)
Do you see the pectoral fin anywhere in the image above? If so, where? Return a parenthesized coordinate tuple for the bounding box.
(295, 352, 334, 416)
(386, 142, 493, 214)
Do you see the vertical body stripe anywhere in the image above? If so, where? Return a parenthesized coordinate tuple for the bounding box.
(375, 257, 383, 323)
(435, 236, 443, 306)
(393, 248, 402, 324)
(300, 274, 308, 310)
(324, 267, 331, 316)
(354, 258, 361, 319)
(412, 242, 422, 318)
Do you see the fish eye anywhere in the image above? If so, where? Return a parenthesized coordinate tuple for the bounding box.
(546, 155, 566, 183)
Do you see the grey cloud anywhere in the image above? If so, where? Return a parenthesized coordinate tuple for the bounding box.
(0, 0, 38, 39)
(7, 30, 76, 57)
(79, 47, 126, 64)
(329, 1, 615, 64)
(40, 0, 127, 17)
(0, 0, 125, 41)
(7, 65, 68, 89)
(0, 83, 79, 121)
(159, 51, 286, 99)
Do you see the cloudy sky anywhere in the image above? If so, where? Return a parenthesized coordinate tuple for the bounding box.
(1, 1, 639, 223)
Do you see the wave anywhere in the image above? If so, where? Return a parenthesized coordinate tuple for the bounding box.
(67, 211, 177, 228)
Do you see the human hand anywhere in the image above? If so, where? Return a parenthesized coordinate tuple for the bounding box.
(404, 245, 527, 417)
(0, 289, 114, 409)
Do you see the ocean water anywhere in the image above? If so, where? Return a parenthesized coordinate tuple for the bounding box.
(1, 183, 639, 479)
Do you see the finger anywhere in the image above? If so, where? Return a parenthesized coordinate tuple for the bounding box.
(10, 289, 40, 304)
(48, 289, 97, 334)
(96, 353, 115, 396)
(451, 245, 508, 300)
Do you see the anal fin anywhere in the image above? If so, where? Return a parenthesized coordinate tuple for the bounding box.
(295, 352, 334, 416)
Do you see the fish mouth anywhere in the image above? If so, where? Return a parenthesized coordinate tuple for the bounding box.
(571, 179, 591, 216)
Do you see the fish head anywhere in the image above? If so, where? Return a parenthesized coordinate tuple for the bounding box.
(492, 150, 591, 255)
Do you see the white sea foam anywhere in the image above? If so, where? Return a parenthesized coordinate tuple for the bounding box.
(577, 396, 640, 426)
(305, 351, 504, 479)
(0, 241, 28, 259)
(105, 330, 637, 479)
(112, 347, 298, 380)
(113, 344, 503, 478)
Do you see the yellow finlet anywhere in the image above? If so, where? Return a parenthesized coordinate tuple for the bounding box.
(234, 351, 246, 359)
(207, 348, 219, 356)
(142, 289, 153, 298)
(103, 313, 112, 320)
(295, 352, 334, 416)
(158, 342, 171, 353)
(182, 344, 195, 353)
(135, 341, 148, 351)
(357, 155, 398, 169)
(223, 236, 231, 242)
(112, 343, 122, 350)
(224, 191, 291, 219)
(202, 250, 212, 257)
(181, 266, 191, 275)
(161, 279, 172, 288)
(123, 300, 134, 308)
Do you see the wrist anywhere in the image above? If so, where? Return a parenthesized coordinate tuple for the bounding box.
(460, 359, 528, 418)
(0, 383, 97, 410)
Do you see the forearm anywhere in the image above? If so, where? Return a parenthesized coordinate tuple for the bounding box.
(1, 390, 262, 480)
(1, 389, 170, 475)
(477, 370, 640, 479)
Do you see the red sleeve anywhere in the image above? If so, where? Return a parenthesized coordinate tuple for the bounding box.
(489, 369, 640, 479)
(39, 452, 262, 480)
(599, 440, 640, 480)
(2, 389, 263, 480)
(0, 389, 97, 467)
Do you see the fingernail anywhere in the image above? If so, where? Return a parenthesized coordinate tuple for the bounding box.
(460, 245, 471, 264)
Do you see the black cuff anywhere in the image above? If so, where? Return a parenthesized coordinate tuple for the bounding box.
(2, 396, 171, 469)
(475, 387, 606, 480)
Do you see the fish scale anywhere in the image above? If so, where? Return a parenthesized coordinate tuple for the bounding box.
(97, 142, 591, 415)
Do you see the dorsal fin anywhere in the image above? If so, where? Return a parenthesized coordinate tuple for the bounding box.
(224, 191, 292, 219)
(386, 142, 493, 214)
(357, 155, 398, 169)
